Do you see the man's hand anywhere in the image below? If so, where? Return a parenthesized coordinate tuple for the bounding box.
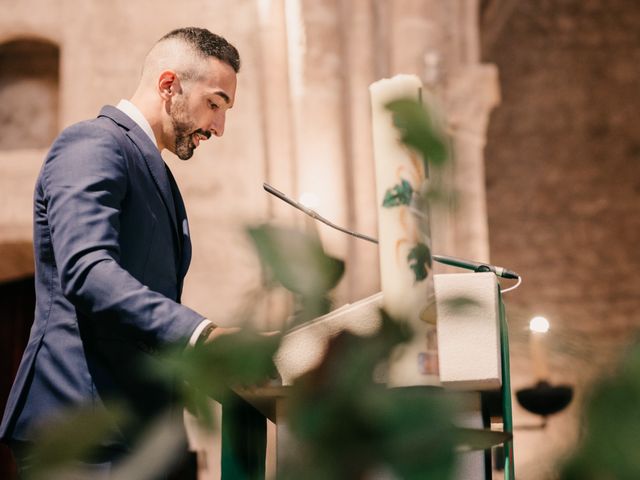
(198, 325, 280, 346)
(204, 326, 241, 343)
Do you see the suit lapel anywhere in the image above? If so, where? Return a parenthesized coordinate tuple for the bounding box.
(165, 167, 193, 291)
(98, 106, 181, 254)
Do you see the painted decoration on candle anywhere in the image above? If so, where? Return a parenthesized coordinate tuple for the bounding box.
(370, 74, 439, 386)
(381, 178, 434, 283)
(407, 242, 432, 282)
(382, 179, 413, 207)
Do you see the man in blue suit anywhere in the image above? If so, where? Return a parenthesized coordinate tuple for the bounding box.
(1, 27, 239, 473)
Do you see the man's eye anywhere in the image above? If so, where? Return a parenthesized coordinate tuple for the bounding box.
(209, 101, 219, 110)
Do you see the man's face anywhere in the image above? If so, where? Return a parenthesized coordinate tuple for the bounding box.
(168, 57, 237, 160)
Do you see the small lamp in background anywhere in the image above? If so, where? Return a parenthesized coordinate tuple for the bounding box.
(516, 316, 573, 427)
(529, 316, 550, 381)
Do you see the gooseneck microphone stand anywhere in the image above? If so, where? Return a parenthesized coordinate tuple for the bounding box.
(263, 182, 521, 287)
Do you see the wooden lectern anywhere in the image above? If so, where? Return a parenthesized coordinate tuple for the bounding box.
(222, 272, 515, 480)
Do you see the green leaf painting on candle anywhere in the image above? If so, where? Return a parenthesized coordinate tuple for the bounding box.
(382, 179, 414, 207)
(408, 242, 432, 282)
(381, 176, 433, 283)
(380, 96, 452, 286)
(381, 179, 431, 283)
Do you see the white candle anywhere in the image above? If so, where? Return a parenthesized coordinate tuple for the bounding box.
(370, 75, 438, 386)
(529, 316, 550, 382)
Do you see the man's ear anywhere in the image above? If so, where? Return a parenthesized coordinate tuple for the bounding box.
(158, 70, 180, 100)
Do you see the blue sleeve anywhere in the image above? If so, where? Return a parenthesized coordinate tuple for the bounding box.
(42, 122, 205, 347)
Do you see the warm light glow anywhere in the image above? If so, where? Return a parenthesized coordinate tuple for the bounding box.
(529, 316, 550, 333)
(256, 0, 271, 24)
(285, 0, 305, 99)
(299, 192, 319, 210)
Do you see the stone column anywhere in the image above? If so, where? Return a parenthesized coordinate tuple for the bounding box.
(336, 0, 379, 302)
(285, 0, 351, 304)
(444, 64, 500, 262)
(439, 0, 500, 262)
(256, 0, 298, 226)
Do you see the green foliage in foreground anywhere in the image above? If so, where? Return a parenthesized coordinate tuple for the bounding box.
(161, 328, 282, 429)
(247, 225, 344, 298)
(281, 310, 458, 480)
(20, 405, 129, 480)
(386, 98, 449, 170)
(279, 308, 509, 480)
(248, 224, 344, 323)
(560, 344, 640, 480)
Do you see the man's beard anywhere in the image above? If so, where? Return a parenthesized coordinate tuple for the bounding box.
(172, 119, 197, 160)
(170, 97, 211, 160)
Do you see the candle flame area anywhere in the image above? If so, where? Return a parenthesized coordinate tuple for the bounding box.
(529, 316, 550, 333)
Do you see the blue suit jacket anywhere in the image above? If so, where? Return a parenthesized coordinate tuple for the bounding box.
(0, 106, 205, 447)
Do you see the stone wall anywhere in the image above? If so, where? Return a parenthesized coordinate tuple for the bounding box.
(484, 0, 640, 478)
(0, 40, 59, 150)
(0, 0, 497, 330)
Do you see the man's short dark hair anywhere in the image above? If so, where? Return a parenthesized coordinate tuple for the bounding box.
(161, 27, 240, 73)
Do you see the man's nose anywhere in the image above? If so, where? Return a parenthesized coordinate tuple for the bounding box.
(209, 114, 225, 137)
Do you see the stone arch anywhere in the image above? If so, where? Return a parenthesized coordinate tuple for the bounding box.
(0, 37, 60, 150)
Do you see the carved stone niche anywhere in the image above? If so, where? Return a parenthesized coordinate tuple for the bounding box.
(0, 38, 60, 150)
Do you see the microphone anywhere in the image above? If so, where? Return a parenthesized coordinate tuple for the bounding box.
(263, 183, 378, 244)
(263, 182, 520, 280)
(431, 254, 519, 280)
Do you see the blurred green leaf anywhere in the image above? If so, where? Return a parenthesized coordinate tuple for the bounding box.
(248, 224, 345, 298)
(296, 294, 333, 325)
(455, 428, 511, 452)
(560, 344, 640, 479)
(442, 296, 481, 312)
(423, 182, 458, 208)
(25, 404, 129, 480)
(111, 412, 186, 480)
(382, 179, 414, 207)
(280, 310, 459, 480)
(386, 98, 449, 169)
(158, 329, 281, 428)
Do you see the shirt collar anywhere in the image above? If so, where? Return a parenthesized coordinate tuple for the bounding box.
(116, 99, 158, 148)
